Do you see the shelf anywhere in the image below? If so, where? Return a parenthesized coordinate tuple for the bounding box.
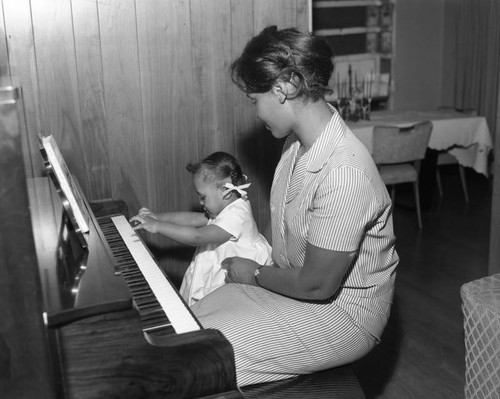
(315, 26, 381, 36)
(313, 1, 384, 8)
(312, 0, 395, 109)
(334, 52, 389, 61)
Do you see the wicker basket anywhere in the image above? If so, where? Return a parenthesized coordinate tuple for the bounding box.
(461, 273, 500, 399)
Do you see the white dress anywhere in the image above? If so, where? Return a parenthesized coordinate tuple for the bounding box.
(179, 198, 272, 306)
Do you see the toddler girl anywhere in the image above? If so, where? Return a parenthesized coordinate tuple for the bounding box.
(130, 151, 272, 306)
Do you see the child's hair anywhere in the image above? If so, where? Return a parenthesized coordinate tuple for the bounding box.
(186, 152, 247, 191)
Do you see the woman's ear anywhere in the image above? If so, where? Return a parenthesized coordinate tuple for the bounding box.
(273, 80, 298, 104)
(272, 82, 288, 104)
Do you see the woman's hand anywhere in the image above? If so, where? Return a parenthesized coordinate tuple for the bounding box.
(222, 257, 260, 285)
(129, 215, 159, 233)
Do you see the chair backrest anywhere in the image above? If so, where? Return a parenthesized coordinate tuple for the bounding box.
(372, 121, 433, 165)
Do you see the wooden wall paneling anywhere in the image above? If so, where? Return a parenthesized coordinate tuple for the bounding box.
(164, 0, 200, 218)
(136, 0, 176, 217)
(229, 0, 267, 230)
(71, 0, 111, 200)
(136, 0, 196, 220)
(163, 0, 200, 217)
(0, 93, 55, 399)
(254, 0, 301, 31)
(97, 0, 147, 213)
(135, 0, 200, 280)
(31, 0, 89, 194)
(296, 0, 311, 32)
(190, 0, 235, 158)
(3, 0, 43, 180)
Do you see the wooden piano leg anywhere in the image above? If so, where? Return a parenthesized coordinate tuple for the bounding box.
(419, 148, 439, 211)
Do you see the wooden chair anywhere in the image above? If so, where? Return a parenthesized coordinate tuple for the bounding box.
(435, 107, 476, 203)
(436, 151, 469, 203)
(372, 121, 433, 229)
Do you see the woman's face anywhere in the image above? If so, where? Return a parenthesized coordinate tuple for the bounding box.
(247, 89, 293, 139)
(193, 174, 226, 219)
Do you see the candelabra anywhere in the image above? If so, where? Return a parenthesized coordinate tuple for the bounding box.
(334, 64, 374, 122)
(333, 95, 371, 122)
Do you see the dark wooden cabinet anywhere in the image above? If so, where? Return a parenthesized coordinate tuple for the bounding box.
(0, 87, 56, 398)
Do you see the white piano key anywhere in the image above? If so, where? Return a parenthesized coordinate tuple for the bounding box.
(111, 215, 200, 334)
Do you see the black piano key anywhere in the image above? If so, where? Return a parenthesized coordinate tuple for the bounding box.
(135, 301, 161, 311)
(96, 215, 176, 336)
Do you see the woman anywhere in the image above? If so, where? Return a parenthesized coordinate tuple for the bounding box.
(191, 25, 399, 387)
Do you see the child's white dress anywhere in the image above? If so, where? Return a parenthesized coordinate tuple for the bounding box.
(179, 198, 272, 306)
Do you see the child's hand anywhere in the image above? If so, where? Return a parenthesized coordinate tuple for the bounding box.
(129, 215, 159, 233)
(138, 207, 158, 219)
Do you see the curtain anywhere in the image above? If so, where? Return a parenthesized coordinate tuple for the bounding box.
(454, 0, 500, 140)
(453, 0, 500, 274)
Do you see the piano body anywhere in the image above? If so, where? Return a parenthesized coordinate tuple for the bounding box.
(1, 87, 241, 399)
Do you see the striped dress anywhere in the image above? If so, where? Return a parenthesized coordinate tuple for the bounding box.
(192, 109, 399, 387)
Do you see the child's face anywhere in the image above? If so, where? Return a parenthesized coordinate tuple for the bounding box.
(193, 174, 226, 218)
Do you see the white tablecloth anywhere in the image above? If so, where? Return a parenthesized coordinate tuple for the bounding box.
(347, 110, 493, 176)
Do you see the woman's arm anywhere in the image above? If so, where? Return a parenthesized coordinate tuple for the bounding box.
(223, 243, 355, 300)
(133, 216, 232, 247)
(258, 243, 355, 300)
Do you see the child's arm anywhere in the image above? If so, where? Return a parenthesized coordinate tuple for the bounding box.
(133, 216, 232, 247)
(134, 207, 207, 227)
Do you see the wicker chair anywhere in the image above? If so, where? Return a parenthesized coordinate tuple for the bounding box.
(372, 121, 433, 229)
(461, 274, 500, 399)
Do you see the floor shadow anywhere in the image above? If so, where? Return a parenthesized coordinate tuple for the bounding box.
(242, 365, 366, 399)
(147, 244, 195, 289)
(353, 296, 403, 399)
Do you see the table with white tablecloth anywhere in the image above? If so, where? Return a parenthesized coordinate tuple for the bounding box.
(347, 110, 493, 176)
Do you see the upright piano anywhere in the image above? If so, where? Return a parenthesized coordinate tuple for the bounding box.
(28, 176, 241, 399)
(1, 86, 241, 399)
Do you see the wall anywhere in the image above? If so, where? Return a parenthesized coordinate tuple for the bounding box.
(440, 0, 458, 107)
(392, 0, 446, 111)
(0, 0, 309, 270)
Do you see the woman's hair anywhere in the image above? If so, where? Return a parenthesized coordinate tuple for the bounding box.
(230, 25, 334, 102)
(186, 151, 246, 188)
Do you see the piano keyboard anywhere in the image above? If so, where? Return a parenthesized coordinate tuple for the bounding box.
(98, 214, 200, 335)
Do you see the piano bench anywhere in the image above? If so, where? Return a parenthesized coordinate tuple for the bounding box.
(240, 364, 366, 399)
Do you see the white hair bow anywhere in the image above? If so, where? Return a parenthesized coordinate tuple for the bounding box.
(223, 182, 251, 199)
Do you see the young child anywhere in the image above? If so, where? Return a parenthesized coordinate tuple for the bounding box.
(130, 151, 272, 306)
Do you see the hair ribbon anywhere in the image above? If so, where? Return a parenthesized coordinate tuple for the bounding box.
(224, 182, 251, 199)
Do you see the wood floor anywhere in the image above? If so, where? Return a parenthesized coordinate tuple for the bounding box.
(353, 166, 492, 399)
